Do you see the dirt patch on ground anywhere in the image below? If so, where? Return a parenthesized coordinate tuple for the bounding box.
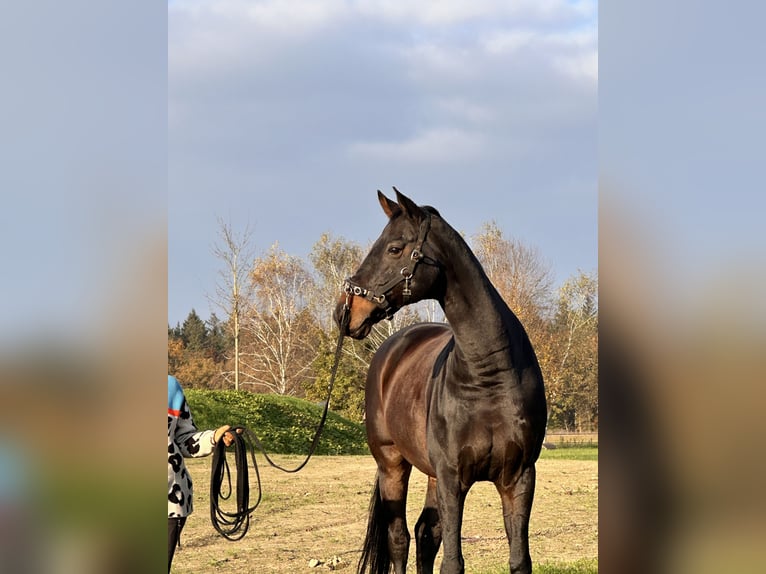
(172, 455, 597, 573)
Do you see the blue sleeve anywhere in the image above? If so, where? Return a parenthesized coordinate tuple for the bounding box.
(168, 375, 185, 415)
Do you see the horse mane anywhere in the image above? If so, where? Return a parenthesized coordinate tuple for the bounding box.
(422, 205, 441, 217)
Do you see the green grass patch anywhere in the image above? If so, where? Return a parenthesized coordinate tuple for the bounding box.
(185, 389, 369, 455)
(539, 446, 598, 461)
(477, 558, 598, 574)
(546, 436, 598, 448)
(535, 558, 598, 573)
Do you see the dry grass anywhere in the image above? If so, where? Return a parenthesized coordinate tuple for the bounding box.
(172, 455, 597, 573)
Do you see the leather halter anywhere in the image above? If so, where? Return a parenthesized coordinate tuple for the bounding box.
(343, 213, 432, 320)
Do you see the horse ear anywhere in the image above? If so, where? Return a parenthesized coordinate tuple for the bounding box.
(378, 190, 401, 219)
(393, 187, 423, 221)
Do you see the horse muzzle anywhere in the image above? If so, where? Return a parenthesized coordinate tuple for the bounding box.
(334, 295, 385, 340)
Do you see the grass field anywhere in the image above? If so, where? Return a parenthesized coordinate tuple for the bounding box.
(172, 451, 597, 573)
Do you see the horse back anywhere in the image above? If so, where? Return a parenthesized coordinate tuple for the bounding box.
(365, 322, 452, 476)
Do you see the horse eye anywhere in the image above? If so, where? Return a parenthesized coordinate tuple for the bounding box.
(387, 246, 403, 255)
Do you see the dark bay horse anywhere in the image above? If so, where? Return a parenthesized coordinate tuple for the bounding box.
(333, 189, 547, 574)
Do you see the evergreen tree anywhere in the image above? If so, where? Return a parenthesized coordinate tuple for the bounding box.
(181, 309, 208, 352)
(168, 322, 182, 340)
(206, 312, 230, 363)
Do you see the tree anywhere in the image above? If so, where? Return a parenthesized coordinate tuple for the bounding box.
(172, 352, 220, 389)
(181, 309, 207, 352)
(168, 322, 182, 339)
(167, 335, 185, 376)
(168, 310, 221, 388)
(544, 271, 599, 430)
(304, 330, 367, 422)
(472, 221, 554, 347)
(210, 217, 256, 390)
(205, 312, 230, 364)
(240, 243, 320, 395)
(308, 232, 364, 332)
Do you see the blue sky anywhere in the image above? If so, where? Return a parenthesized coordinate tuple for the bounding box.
(168, 0, 598, 325)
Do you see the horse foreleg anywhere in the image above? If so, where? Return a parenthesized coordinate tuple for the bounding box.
(415, 476, 442, 574)
(434, 471, 467, 574)
(496, 464, 536, 574)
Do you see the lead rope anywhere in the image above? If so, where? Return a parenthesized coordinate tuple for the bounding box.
(209, 304, 350, 541)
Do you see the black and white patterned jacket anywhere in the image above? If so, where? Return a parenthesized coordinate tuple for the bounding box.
(168, 375, 215, 518)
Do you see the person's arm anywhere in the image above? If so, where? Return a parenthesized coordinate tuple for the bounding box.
(174, 397, 236, 457)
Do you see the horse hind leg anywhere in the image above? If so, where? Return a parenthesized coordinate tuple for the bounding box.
(415, 476, 442, 574)
(358, 462, 412, 574)
(382, 462, 413, 574)
(496, 464, 536, 574)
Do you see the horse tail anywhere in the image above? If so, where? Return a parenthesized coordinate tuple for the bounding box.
(357, 474, 390, 574)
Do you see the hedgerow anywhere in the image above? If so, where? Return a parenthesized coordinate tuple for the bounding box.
(185, 389, 369, 455)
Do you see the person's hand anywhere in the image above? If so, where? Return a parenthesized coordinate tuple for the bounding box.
(214, 425, 243, 447)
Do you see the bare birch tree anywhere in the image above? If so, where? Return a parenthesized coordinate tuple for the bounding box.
(472, 221, 554, 344)
(308, 232, 364, 332)
(545, 270, 599, 430)
(240, 243, 319, 395)
(209, 217, 255, 390)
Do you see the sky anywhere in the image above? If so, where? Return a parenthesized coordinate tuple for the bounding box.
(1, 4, 764, 569)
(2, 5, 765, 571)
(168, 0, 598, 326)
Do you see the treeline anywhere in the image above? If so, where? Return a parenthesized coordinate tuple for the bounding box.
(168, 222, 597, 431)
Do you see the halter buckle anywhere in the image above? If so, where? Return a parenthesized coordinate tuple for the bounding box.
(401, 269, 413, 298)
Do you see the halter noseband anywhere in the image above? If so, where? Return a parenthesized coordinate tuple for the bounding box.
(343, 213, 432, 320)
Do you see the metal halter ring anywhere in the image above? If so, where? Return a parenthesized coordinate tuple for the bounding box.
(343, 280, 387, 306)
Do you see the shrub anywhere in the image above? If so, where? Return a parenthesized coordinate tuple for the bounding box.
(185, 389, 369, 455)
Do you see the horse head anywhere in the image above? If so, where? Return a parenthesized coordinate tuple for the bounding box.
(334, 188, 444, 339)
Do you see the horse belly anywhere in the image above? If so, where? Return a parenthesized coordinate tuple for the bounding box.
(365, 324, 450, 477)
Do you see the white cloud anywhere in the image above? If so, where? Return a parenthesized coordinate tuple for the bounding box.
(434, 98, 494, 124)
(170, 1, 598, 85)
(482, 27, 596, 54)
(169, 0, 347, 75)
(170, 0, 346, 31)
(482, 29, 539, 54)
(347, 128, 486, 163)
(171, 0, 596, 29)
(356, 0, 595, 26)
(482, 26, 598, 84)
(399, 41, 480, 85)
(553, 48, 598, 83)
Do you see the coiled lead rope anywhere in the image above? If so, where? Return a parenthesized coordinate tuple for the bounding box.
(209, 305, 350, 540)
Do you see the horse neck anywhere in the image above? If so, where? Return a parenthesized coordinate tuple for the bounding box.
(431, 221, 521, 371)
